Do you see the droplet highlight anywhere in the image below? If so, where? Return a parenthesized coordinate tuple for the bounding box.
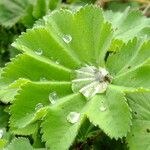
(0, 129, 3, 139)
(67, 112, 80, 124)
(35, 103, 43, 111)
(62, 35, 72, 43)
(71, 65, 112, 99)
(99, 104, 107, 112)
(35, 49, 43, 55)
(49, 91, 57, 104)
(40, 77, 47, 82)
(55, 60, 60, 65)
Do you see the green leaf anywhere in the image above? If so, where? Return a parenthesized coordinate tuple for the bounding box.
(32, 0, 47, 19)
(41, 93, 86, 150)
(104, 8, 150, 42)
(86, 86, 131, 139)
(106, 38, 150, 76)
(126, 91, 150, 150)
(0, 139, 8, 149)
(0, 106, 9, 128)
(10, 81, 72, 128)
(1, 5, 150, 150)
(106, 2, 140, 12)
(48, 0, 61, 10)
(3, 138, 34, 150)
(0, 0, 27, 27)
(11, 123, 38, 136)
(0, 0, 60, 27)
(13, 28, 80, 69)
(1, 53, 70, 84)
(113, 65, 150, 89)
(0, 78, 29, 103)
(35, 5, 113, 66)
(0, 53, 71, 103)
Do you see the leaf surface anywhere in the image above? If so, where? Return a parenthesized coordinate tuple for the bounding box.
(106, 39, 150, 76)
(0, 0, 30, 27)
(126, 91, 150, 150)
(86, 86, 131, 138)
(1, 5, 150, 150)
(0, 0, 60, 27)
(10, 81, 72, 128)
(104, 9, 150, 41)
(3, 138, 34, 150)
(41, 93, 86, 150)
(113, 65, 150, 89)
(49, 6, 113, 66)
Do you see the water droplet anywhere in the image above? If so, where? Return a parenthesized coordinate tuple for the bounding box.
(62, 35, 72, 43)
(0, 129, 3, 139)
(67, 112, 80, 124)
(72, 65, 112, 99)
(55, 60, 60, 65)
(40, 77, 47, 82)
(99, 104, 107, 112)
(49, 91, 57, 104)
(35, 49, 43, 55)
(35, 103, 43, 111)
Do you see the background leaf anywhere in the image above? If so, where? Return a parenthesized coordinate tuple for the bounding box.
(3, 138, 34, 150)
(104, 8, 150, 42)
(126, 90, 150, 150)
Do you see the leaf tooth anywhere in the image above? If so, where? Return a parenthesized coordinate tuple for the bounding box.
(1, 54, 23, 79)
(74, 4, 103, 18)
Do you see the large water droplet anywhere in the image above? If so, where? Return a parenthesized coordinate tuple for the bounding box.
(99, 104, 107, 112)
(35, 49, 43, 55)
(49, 91, 57, 104)
(0, 129, 4, 139)
(72, 65, 112, 99)
(62, 35, 72, 43)
(67, 112, 80, 124)
(35, 103, 43, 111)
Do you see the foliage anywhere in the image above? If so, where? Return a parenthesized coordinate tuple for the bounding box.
(0, 0, 62, 66)
(0, 0, 61, 28)
(0, 24, 25, 67)
(104, 8, 150, 42)
(0, 4, 150, 150)
(126, 90, 150, 150)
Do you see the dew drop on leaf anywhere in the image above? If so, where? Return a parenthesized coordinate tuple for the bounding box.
(35, 103, 43, 111)
(62, 35, 72, 43)
(99, 104, 107, 112)
(72, 65, 112, 99)
(0, 129, 4, 139)
(40, 77, 47, 82)
(35, 49, 43, 55)
(67, 112, 80, 124)
(55, 59, 60, 65)
(49, 91, 57, 104)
